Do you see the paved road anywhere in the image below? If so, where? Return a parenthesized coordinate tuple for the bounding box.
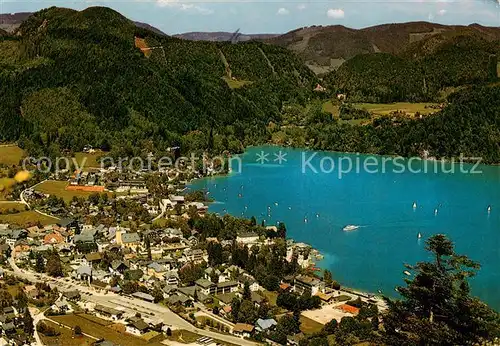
(7, 256, 259, 346)
(20, 179, 61, 220)
(194, 302, 234, 328)
(30, 307, 44, 346)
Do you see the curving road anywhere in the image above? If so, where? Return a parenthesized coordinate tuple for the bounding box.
(7, 254, 260, 346)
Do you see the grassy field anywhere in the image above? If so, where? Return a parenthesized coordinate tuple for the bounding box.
(261, 290, 278, 306)
(322, 102, 368, 125)
(0, 202, 27, 213)
(0, 210, 58, 226)
(35, 180, 109, 203)
(299, 315, 325, 334)
(222, 76, 253, 89)
(322, 101, 340, 117)
(73, 151, 105, 170)
(0, 145, 25, 166)
(322, 101, 440, 119)
(50, 314, 165, 346)
(167, 329, 237, 346)
(353, 102, 439, 116)
(39, 320, 95, 346)
(6, 283, 22, 297)
(167, 329, 203, 343)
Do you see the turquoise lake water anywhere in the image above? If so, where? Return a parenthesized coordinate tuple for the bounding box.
(190, 146, 500, 310)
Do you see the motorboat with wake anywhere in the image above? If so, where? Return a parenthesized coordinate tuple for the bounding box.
(343, 225, 360, 232)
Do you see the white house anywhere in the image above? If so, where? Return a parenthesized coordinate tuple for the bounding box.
(126, 318, 150, 336)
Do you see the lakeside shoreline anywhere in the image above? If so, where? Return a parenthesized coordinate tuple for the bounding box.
(188, 147, 392, 303)
(189, 145, 500, 311)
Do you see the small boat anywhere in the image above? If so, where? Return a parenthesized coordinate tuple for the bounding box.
(316, 213, 320, 218)
(404, 270, 411, 276)
(434, 208, 438, 215)
(487, 205, 492, 213)
(288, 206, 292, 210)
(274, 202, 278, 206)
(343, 225, 359, 232)
(417, 232, 422, 239)
(377, 290, 382, 294)
(238, 193, 242, 198)
(412, 202, 417, 209)
(304, 218, 308, 223)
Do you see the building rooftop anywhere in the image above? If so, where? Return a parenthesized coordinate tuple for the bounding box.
(132, 292, 155, 301)
(95, 305, 122, 316)
(256, 318, 277, 331)
(217, 280, 238, 288)
(121, 232, 140, 244)
(233, 323, 254, 333)
(195, 278, 215, 289)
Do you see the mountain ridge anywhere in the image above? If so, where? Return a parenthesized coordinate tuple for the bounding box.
(174, 31, 278, 42)
(0, 6, 316, 157)
(265, 22, 500, 74)
(0, 11, 167, 36)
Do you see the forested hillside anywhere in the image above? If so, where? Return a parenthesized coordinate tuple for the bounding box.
(0, 6, 316, 159)
(267, 22, 500, 74)
(174, 32, 278, 42)
(279, 86, 500, 163)
(1, 6, 500, 164)
(325, 33, 499, 103)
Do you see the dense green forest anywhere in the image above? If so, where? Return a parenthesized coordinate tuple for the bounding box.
(1, 6, 500, 163)
(272, 86, 500, 163)
(0, 6, 316, 159)
(325, 34, 499, 103)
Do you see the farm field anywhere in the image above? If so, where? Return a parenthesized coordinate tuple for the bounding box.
(322, 101, 440, 118)
(354, 102, 440, 116)
(0, 201, 27, 213)
(34, 180, 110, 203)
(73, 151, 106, 170)
(0, 210, 58, 227)
(39, 320, 95, 346)
(50, 314, 165, 346)
(0, 145, 25, 166)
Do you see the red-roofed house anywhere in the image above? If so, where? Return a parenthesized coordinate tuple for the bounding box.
(44, 232, 65, 245)
(279, 283, 291, 291)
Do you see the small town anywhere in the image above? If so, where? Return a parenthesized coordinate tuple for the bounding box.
(2, 2, 499, 344)
(0, 151, 385, 346)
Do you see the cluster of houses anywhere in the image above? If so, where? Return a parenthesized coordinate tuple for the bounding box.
(0, 305, 28, 345)
(67, 167, 150, 195)
(0, 211, 348, 344)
